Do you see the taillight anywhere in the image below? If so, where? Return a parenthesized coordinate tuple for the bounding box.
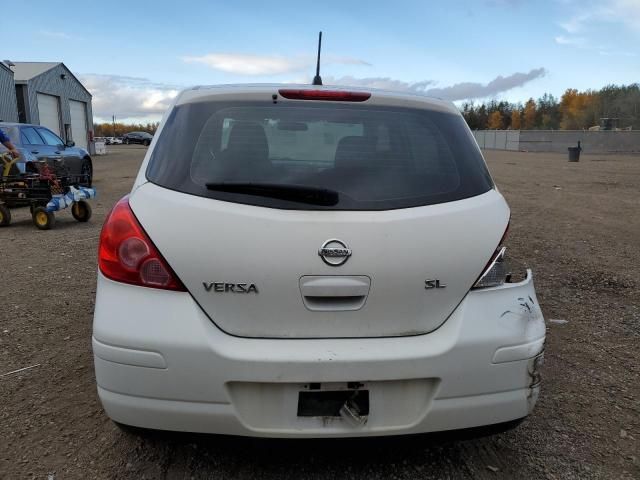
(98, 196, 186, 291)
(472, 222, 511, 289)
(278, 89, 371, 102)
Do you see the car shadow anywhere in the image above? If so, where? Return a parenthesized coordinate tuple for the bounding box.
(116, 420, 524, 478)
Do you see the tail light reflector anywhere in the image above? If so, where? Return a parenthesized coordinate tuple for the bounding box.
(278, 89, 371, 102)
(472, 222, 511, 289)
(98, 196, 186, 291)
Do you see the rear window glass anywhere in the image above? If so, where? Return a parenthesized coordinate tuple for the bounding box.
(146, 101, 493, 210)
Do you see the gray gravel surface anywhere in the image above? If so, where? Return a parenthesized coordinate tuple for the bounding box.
(0, 146, 638, 479)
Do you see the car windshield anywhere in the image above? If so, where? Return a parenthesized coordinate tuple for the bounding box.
(146, 101, 493, 210)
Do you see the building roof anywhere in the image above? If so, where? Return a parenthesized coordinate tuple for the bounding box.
(10, 61, 92, 98)
(11, 62, 61, 81)
(0, 61, 13, 74)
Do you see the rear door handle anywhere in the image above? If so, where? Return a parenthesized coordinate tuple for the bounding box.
(31, 150, 39, 154)
(299, 276, 371, 312)
(300, 276, 371, 297)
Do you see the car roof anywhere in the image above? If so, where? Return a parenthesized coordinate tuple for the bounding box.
(175, 83, 459, 115)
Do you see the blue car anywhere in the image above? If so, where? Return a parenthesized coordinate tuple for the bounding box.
(0, 122, 93, 185)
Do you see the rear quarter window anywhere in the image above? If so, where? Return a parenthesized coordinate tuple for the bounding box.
(146, 100, 493, 210)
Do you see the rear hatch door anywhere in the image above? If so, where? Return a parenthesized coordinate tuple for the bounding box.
(130, 184, 508, 338)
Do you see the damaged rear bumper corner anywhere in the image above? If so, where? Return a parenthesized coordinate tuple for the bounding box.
(493, 338, 545, 363)
(469, 268, 546, 365)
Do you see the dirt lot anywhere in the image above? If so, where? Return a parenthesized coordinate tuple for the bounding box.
(1, 146, 638, 479)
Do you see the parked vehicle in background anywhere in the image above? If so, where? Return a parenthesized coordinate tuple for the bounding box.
(111, 137, 124, 145)
(93, 84, 545, 438)
(0, 122, 93, 184)
(122, 131, 153, 146)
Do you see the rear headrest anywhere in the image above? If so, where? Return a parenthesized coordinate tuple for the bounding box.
(334, 136, 375, 169)
(225, 122, 269, 165)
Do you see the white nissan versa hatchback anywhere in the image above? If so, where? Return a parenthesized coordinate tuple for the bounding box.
(93, 84, 546, 438)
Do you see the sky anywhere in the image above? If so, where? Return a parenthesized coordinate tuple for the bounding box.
(4, 0, 639, 123)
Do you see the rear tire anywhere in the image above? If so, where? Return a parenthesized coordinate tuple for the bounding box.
(143, 139, 150, 146)
(71, 201, 92, 222)
(32, 207, 55, 230)
(0, 204, 11, 227)
(124, 138, 129, 145)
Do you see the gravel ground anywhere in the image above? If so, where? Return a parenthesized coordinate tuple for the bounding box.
(0, 146, 638, 479)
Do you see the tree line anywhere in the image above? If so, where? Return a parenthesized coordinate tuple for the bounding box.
(462, 83, 639, 130)
(93, 122, 159, 137)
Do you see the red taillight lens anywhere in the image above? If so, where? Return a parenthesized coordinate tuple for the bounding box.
(98, 196, 186, 291)
(278, 89, 371, 102)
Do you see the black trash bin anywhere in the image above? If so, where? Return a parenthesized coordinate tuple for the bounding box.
(568, 141, 582, 162)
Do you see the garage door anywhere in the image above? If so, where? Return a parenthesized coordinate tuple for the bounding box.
(69, 100, 88, 150)
(36, 93, 61, 136)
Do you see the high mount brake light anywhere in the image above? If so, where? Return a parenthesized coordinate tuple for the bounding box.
(98, 196, 186, 291)
(472, 221, 511, 289)
(278, 89, 371, 102)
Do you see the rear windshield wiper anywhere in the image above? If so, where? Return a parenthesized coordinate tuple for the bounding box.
(205, 182, 339, 206)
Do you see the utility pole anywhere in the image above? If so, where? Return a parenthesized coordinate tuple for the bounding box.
(112, 115, 116, 137)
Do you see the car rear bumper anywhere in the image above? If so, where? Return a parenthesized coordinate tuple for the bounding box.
(92, 270, 545, 438)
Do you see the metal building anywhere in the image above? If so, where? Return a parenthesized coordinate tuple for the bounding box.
(12, 62, 93, 150)
(0, 62, 18, 122)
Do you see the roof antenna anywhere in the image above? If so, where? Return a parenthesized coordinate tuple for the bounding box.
(312, 31, 323, 86)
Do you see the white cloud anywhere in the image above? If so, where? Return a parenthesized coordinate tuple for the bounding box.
(555, 30, 638, 57)
(182, 53, 371, 75)
(77, 74, 180, 121)
(556, 1, 640, 59)
(554, 35, 587, 46)
(324, 56, 372, 67)
(560, 0, 640, 33)
(325, 68, 547, 101)
(324, 76, 435, 92)
(39, 30, 72, 40)
(183, 53, 307, 75)
(599, 49, 637, 57)
(559, 12, 592, 33)
(603, 0, 640, 30)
